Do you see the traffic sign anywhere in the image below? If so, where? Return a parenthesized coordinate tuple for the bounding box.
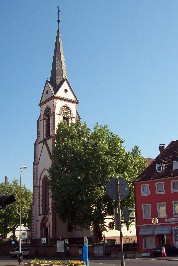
(106, 178, 118, 200)
(119, 178, 129, 200)
(106, 177, 129, 201)
(41, 238, 46, 244)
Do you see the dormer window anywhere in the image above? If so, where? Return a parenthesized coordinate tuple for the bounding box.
(156, 163, 164, 173)
(155, 159, 164, 173)
(173, 157, 178, 170)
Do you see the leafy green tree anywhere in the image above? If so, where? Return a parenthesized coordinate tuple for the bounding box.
(0, 179, 32, 239)
(119, 145, 147, 207)
(49, 121, 146, 242)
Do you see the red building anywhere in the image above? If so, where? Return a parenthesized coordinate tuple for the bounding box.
(134, 141, 178, 255)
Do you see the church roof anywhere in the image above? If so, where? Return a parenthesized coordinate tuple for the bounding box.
(40, 9, 79, 106)
(49, 10, 68, 93)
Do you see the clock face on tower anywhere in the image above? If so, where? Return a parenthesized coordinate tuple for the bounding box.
(61, 106, 71, 124)
(61, 106, 71, 117)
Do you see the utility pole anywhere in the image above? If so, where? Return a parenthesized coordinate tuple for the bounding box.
(117, 179, 125, 266)
(106, 177, 129, 266)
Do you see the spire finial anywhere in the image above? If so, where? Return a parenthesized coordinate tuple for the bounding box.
(57, 6, 60, 29)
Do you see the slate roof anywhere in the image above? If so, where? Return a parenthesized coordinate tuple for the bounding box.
(135, 140, 178, 182)
(50, 27, 68, 91)
(46, 21, 79, 102)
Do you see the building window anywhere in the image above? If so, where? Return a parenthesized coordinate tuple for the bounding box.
(155, 182, 165, 194)
(141, 184, 150, 196)
(42, 177, 49, 214)
(142, 204, 151, 219)
(143, 236, 155, 249)
(174, 228, 178, 241)
(157, 202, 166, 218)
(44, 107, 51, 138)
(171, 180, 178, 192)
(173, 202, 178, 216)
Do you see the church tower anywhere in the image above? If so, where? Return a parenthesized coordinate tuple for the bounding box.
(31, 9, 84, 244)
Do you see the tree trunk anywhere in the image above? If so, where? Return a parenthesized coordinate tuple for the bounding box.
(92, 221, 102, 243)
(12, 226, 16, 239)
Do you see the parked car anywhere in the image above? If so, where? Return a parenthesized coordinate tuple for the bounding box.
(153, 245, 178, 257)
(10, 247, 29, 258)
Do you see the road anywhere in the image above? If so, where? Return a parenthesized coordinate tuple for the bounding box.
(90, 258, 178, 266)
(1, 258, 178, 266)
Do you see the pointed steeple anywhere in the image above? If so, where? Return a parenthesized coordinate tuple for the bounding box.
(50, 7, 68, 92)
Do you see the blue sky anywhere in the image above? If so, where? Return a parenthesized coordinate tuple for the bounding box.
(1, 0, 178, 191)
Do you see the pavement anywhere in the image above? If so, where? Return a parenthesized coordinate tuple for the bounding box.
(1, 255, 178, 266)
(145, 256, 178, 261)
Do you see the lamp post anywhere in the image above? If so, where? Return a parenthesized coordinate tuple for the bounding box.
(19, 166, 27, 254)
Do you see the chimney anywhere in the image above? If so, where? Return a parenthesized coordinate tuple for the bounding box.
(5, 176, 8, 185)
(159, 144, 165, 153)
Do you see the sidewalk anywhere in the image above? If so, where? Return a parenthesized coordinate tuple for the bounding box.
(150, 256, 178, 261)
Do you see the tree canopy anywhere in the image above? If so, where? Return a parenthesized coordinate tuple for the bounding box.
(49, 121, 146, 242)
(0, 179, 32, 239)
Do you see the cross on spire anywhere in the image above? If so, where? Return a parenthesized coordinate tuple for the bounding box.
(57, 6, 60, 29)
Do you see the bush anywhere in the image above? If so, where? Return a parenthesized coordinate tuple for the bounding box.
(29, 259, 85, 266)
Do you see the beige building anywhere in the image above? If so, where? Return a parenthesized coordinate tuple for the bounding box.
(103, 217, 136, 244)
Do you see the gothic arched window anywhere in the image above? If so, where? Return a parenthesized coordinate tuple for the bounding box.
(61, 106, 71, 124)
(44, 107, 51, 138)
(42, 176, 49, 214)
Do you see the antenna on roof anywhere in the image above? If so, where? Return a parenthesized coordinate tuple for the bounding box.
(57, 6, 60, 29)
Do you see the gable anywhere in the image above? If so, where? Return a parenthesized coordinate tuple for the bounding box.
(40, 81, 54, 105)
(55, 79, 78, 103)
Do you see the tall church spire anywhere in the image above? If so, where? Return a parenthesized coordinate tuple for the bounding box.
(50, 7, 68, 91)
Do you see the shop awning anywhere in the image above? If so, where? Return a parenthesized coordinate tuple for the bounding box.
(154, 226, 171, 235)
(139, 226, 155, 235)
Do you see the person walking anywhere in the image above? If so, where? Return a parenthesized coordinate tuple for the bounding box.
(161, 245, 167, 257)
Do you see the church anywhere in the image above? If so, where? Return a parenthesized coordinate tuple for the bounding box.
(31, 10, 91, 245)
(31, 10, 137, 251)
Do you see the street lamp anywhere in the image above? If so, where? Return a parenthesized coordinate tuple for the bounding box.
(19, 166, 27, 254)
